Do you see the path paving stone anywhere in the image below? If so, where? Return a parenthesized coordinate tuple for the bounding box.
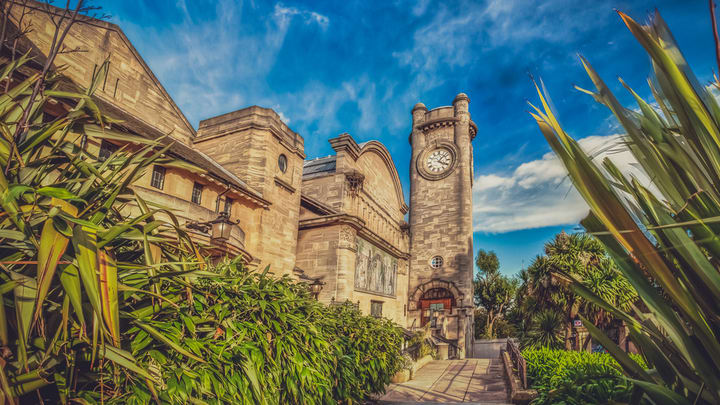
(377, 359, 511, 404)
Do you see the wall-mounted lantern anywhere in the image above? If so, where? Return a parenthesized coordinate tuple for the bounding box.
(309, 278, 325, 300)
(210, 212, 233, 243)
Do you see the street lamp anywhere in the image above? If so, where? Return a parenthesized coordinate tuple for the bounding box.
(309, 278, 324, 300)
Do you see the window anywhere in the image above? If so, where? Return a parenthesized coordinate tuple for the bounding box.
(150, 166, 165, 190)
(430, 256, 444, 268)
(370, 301, 383, 318)
(223, 197, 233, 215)
(191, 182, 203, 204)
(278, 154, 287, 173)
(98, 140, 119, 162)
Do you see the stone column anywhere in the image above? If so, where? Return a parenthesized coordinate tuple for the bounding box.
(453, 93, 473, 358)
(336, 225, 357, 301)
(409, 103, 428, 235)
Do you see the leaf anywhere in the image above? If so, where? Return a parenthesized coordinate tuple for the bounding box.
(71, 226, 103, 327)
(98, 250, 120, 345)
(33, 198, 76, 325)
(10, 271, 37, 368)
(100, 345, 153, 380)
(36, 187, 79, 200)
(59, 264, 86, 328)
(0, 229, 25, 240)
(135, 321, 205, 363)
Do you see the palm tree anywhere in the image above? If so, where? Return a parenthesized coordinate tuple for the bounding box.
(521, 232, 637, 350)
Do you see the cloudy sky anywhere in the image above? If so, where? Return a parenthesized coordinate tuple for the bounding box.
(102, 0, 713, 275)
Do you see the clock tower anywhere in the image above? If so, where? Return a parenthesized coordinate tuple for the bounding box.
(407, 94, 476, 358)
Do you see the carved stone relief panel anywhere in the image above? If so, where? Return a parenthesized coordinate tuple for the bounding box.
(354, 237, 397, 296)
(338, 226, 356, 250)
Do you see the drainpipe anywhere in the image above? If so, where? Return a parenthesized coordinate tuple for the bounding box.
(216, 183, 230, 213)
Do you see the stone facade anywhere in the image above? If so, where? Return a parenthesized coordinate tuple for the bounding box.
(407, 96, 478, 358)
(296, 135, 410, 326)
(13, 2, 477, 357)
(193, 107, 305, 274)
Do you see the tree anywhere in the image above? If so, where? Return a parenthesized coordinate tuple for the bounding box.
(515, 232, 637, 350)
(473, 249, 518, 339)
(475, 248, 500, 274)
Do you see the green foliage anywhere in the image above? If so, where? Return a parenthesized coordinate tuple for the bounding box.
(530, 8, 720, 404)
(0, 56, 206, 403)
(102, 260, 405, 405)
(523, 347, 646, 405)
(407, 330, 435, 359)
(474, 309, 516, 339)
(522, 309, 564, 350)
(513, 232, 637, 349)
(475, 249, 500, 275)
(473, 249, 518, 339)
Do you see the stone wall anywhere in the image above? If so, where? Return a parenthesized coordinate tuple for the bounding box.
(83, 138, 261, 258)
(297, 134, 410, 325)
(194, 107, 305, 275)
(12, 3, 196, 145)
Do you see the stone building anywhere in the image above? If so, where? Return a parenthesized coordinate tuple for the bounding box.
(9, 2, 476, 357)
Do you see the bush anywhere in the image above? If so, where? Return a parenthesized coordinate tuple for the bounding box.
(98, 260, 405, 405)
(523, 347, 646, 405)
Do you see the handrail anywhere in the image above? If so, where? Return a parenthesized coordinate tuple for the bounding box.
(506, 338, 527, 389)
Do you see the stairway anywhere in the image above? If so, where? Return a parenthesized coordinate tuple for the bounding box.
(377, 358, 511, 404)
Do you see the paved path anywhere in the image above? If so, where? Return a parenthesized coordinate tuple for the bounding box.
(377, 359, 510, 404)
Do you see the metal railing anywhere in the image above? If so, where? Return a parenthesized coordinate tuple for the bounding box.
(507, 338, 527, 389)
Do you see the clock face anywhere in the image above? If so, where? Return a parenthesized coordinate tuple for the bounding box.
(426, 149, 452, 173)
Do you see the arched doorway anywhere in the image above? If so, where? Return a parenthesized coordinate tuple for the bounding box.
(420, 287, 456, 327)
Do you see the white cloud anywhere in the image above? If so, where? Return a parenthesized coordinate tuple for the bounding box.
(394, 0, 611, 91)
(473, 133, 645, 233)
(274, 4, 329, 30)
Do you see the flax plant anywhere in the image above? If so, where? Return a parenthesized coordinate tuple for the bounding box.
(0, 56, 206, 403)
(529, 10, 720, 405)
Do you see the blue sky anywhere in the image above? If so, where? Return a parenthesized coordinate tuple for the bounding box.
(101, 0, 713, 276)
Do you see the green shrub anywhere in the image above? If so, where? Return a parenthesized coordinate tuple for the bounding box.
(93, 260, 404, 405)
(523, 347, 646, 405)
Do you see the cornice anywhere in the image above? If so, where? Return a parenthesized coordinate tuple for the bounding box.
(415, 117, 478, 141)
(298, 214, 410, 259)
(274, 176, 296, 193)
(329, 133, 361, 160)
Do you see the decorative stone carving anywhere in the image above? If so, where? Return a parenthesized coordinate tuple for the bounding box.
(338, 226, 356, 251)
(354, 237, 397, 296)
(344, 171, 365, 197)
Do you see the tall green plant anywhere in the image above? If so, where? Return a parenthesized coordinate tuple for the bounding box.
(0, 56, 207, 403)
(530, 10, 720, 404)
